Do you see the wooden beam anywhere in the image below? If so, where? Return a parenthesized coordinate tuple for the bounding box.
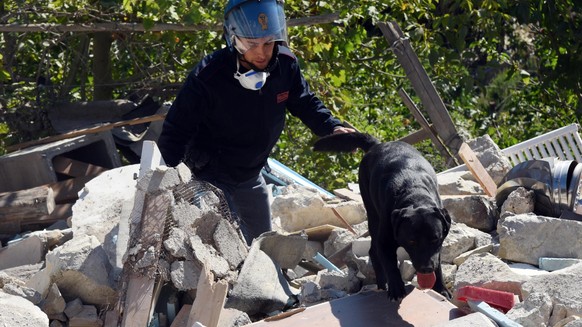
(457, 143, 498, 197)
(187, 265, 229, 327)
(398, 89, 459, 166)
(48, 174, 101, 204)
(330, 207, 357, 235)
(0, 185, 55, 222)
(0, 13, 339, 33)
(170, 304, 192, 327)
(6, 113, 167, 152)
(121, 191, 172, 327)
(397, 127, 431, 145)
(378, 21, 464, 166)
(52, 156, 107, 177)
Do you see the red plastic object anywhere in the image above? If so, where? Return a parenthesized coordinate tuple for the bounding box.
(456, 286, 516, 313)
(417, 272, 436, 289)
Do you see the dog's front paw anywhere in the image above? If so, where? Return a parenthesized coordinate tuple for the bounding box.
(387, 280, 406, 302)
(438, 288, 452, 300)
(432, 281, 452, 300)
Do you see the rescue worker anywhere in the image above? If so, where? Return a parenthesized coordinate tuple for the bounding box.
(158, 0, 355, 245)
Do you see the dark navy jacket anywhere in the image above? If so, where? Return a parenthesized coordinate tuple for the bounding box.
(158, 45, 343, 183)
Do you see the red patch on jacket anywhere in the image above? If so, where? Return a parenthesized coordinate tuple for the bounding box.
(276, 91, 289, 104)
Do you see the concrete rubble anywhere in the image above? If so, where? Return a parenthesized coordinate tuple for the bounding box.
(1, 135, 582, 326)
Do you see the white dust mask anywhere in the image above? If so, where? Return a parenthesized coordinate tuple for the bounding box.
(234, 58, 269, 91)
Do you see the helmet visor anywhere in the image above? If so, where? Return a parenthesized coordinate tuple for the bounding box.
(233, 35, 276, 54)
(225, 0, 287, 50)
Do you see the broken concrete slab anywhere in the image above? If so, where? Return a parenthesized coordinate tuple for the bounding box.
(248, 288, 464, 326)
(226, 232, 305, 316)
(442, 195, 498, 232)
(25, 234, 117, 309)
(72, 163, 140, 274)
(271, 185, 366, 232)
(498, 214, 582, 265)
(513, 263, 582, 324)
(0, 234, 44, 270)
(438, 171, 485, 195)
(0, 290, 49, 326)
(67, 304, 103, 327)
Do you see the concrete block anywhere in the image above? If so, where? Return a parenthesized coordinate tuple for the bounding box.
(0, 131, 121, 192)
(538, 257, 582, 272)
(0, 235, 44, 270)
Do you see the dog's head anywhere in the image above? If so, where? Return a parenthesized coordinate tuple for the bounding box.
(391, 206, 452, 273)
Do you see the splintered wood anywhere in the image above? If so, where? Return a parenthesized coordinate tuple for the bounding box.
(119, 190, 172, 327)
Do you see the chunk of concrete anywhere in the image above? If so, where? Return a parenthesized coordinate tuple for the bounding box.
(0, 235, 44, 270)
(26, 234, 117, 309)
(538, 257, 582, 272)
(433, 312, 497, 327)
(498, 214, 582, 265)
(443, 195, 498, 232)
(67, 305, 103, 327)
(453, 253, 529, 308)
(226, 232, 302, 316)
(39, 283, 66, 316)
(0, 291, 49, 326)
(271, 186, 365, 232)
(519, 263, 582, 323)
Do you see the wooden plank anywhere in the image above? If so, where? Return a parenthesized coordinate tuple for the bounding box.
(458, 143, 498, 197)
(0, 185, 55, 221)
(398, 89, 459, 166)
(52, 156, 107, 177)
(121, 191, 172, 327)
(330, 207, 357, 235)
(291, 224, 339, 242)
(20, 203, 72, 229)
(170, 304, 192, 327)
(121, 275, 157, 327)
(397, 127, 431, 145)
(6, 113, 167, 152)
(378, 21, 463, 166)
(48, 174, 100, 203)
(187, 265, 228, 327)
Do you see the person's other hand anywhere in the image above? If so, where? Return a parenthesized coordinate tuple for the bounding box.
(332, 126, 357, 134)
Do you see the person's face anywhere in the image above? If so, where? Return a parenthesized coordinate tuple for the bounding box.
(236, 36, 275, 70)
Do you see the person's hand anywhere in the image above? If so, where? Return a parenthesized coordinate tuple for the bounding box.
(332, 126, 357, 134)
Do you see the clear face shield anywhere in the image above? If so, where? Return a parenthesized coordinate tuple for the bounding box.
(233, 35, 276, 55)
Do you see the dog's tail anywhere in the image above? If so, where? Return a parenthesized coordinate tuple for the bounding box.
(313, 132, 380, 153)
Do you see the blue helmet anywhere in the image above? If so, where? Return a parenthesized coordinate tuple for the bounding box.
(224, 0, 288, 52)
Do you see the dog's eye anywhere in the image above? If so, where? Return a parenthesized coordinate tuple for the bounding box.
(408, 240, 417, 247)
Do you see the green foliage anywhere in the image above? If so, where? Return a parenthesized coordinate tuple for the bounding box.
(1, 0, 581, 191)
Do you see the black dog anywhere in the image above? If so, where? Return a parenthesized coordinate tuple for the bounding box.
(314, 132, 451, 301)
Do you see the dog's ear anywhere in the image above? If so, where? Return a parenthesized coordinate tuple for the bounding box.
(391, 206, 414, 237)
(391, 207, 406, 235)
(436, 207, 452, 236)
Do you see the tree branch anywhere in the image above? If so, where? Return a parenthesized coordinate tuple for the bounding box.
(0, 13, 340, 33)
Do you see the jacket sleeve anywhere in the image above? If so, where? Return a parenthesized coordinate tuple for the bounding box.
(157, 73, 206, 167)
(284, 61, 343, 136)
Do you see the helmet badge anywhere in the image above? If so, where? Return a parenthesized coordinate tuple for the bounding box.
(258, 13, 268, 30)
